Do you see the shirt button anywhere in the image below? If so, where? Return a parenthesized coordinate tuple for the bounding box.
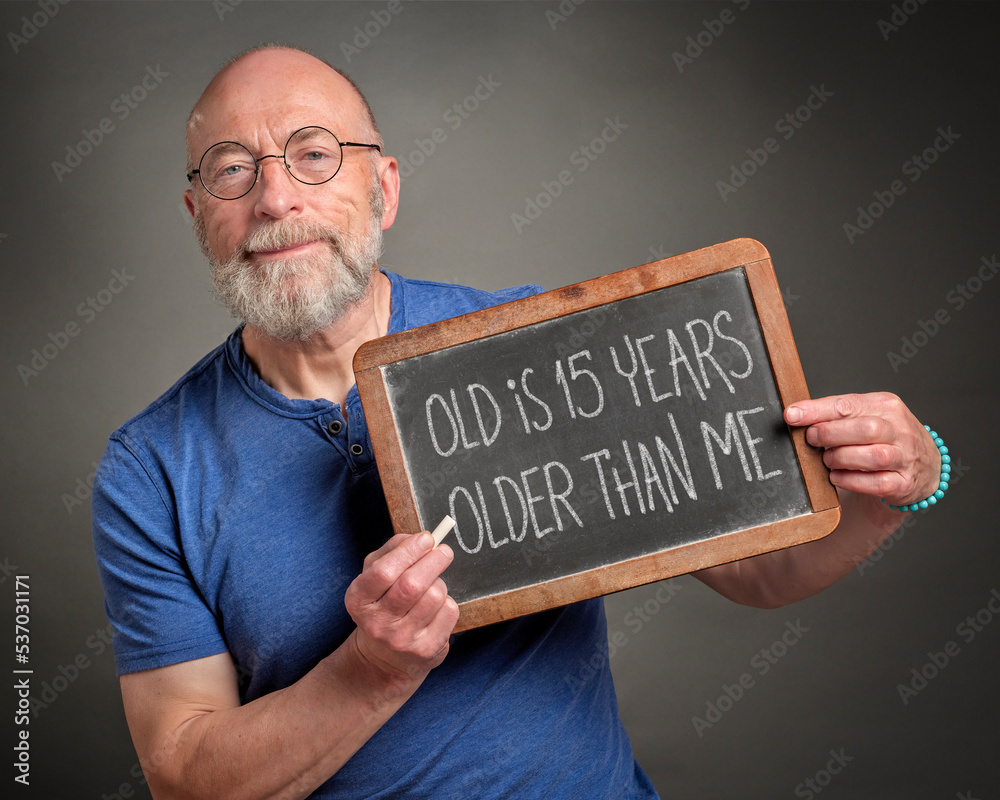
(350, 443, 364, 456)
(327, 420, 343, 435)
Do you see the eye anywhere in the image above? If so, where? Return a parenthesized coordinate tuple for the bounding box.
(198, 142, 258, 197)
(291, 147, 334, 165)
(210, 159, 256, 185)
(204, 154, 255, 182)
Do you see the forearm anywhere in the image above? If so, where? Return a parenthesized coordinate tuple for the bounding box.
(694, 488, 906, 608)
(142, 631, 423, 800)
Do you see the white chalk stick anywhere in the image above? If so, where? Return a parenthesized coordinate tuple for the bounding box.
(431, 515, 455, 547)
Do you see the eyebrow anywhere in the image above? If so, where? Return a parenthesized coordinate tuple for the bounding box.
(207, 142, 253, 157)
(290, 127, 334, 144)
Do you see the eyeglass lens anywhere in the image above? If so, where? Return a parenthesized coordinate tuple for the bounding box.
(199, 127, 343, 199)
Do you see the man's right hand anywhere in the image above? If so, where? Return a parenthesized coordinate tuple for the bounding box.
(120, 532, 459, 800)
(344, 532, 460, 684)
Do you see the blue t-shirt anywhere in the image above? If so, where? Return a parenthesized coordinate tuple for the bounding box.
(93, 271, 658, 799)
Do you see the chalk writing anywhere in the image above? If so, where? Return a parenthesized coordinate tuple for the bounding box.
(382, 267, 810, 603)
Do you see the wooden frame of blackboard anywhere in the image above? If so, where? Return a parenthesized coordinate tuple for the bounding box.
(355, 238, 840, 631)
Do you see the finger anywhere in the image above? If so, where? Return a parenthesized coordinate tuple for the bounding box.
(354, 533, 436, 603)
(356, 576, 452, 662)
(374, 544, 454, 618)
(356, 573, 458, 670)
(427, 595, 461, 643)
(400, 576, 451, 631)
(414, 596, 461, 665)
(362, 533, 410, 570)
(806, 417, 895, 449)
(828, 469, 905, 498)
(785, 392, 900, 427)
(379, 596, 459, 672)
(822, 442, 901, 473)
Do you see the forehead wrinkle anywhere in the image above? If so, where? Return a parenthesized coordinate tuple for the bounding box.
(291, 126, 334, 143)
(186, 49, 371, 169)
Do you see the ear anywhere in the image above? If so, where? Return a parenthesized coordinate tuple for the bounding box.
(377, 156, 400, 231)
(183, 188, 197, 219)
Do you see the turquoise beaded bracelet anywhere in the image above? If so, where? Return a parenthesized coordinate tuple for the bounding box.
(882, 425, 951, 512)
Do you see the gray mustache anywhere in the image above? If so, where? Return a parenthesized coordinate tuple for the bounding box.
(242, 221, 342, 257)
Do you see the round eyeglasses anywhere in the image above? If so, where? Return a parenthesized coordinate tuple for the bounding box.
(186, 126, 381, 200)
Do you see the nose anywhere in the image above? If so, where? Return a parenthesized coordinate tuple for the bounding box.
(252, 155, 304, 220)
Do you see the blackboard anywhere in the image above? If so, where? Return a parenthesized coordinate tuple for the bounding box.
(355, 239, 840, 630)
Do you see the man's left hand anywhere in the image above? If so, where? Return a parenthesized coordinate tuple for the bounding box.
(784, 392, 941, 508)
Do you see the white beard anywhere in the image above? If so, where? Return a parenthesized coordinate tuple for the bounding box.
(196, 184, 384, 341)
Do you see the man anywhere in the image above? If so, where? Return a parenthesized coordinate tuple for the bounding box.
(93, 46, 943, 799)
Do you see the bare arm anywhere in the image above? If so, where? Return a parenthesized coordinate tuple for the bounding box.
(121, 532, 459, 800)
(694, 392, 942, 608)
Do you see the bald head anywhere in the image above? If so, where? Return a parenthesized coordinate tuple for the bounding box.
(182, 41, 402, 312)
(185, 46, 381, 172)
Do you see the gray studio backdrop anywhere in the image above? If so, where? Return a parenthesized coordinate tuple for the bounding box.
(2, 1, 998, 798)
